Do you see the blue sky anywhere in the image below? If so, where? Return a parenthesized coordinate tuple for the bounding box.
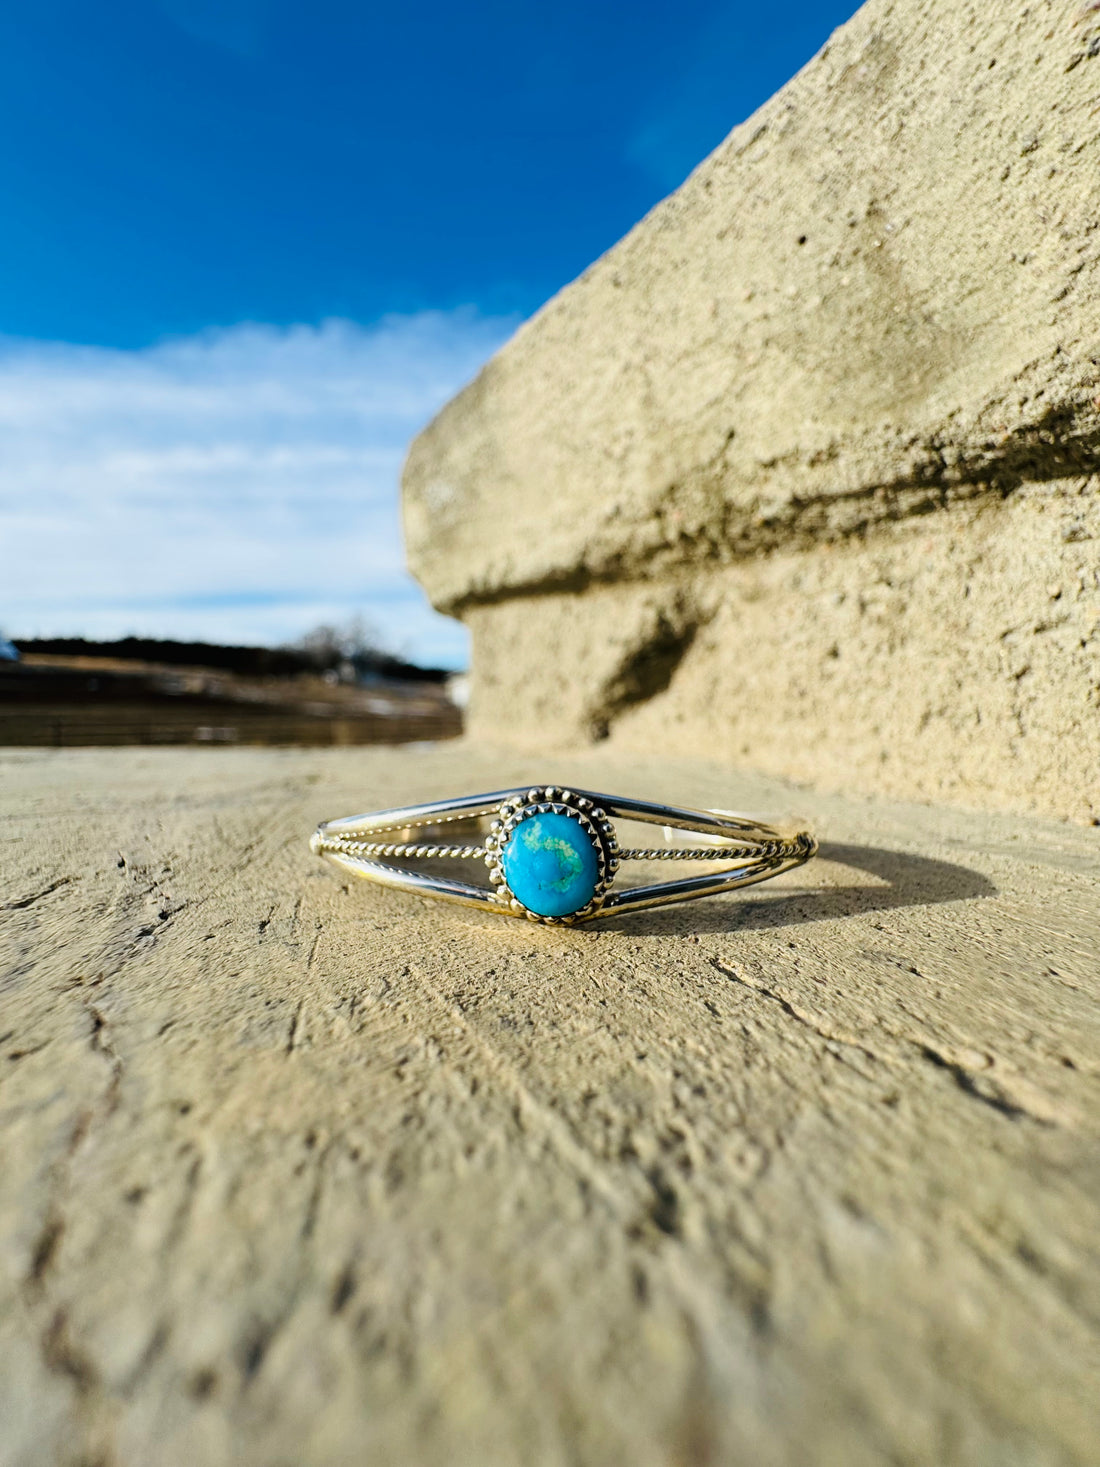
(0, 0, 859, 665)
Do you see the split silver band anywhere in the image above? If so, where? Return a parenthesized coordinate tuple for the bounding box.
(310, 785, 816, 926)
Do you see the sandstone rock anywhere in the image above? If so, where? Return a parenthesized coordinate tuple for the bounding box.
(403, 0, 1100, 821)
(3, 744, 1098, 1465)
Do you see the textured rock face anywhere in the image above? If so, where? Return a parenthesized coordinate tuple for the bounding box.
(403, 0, 1100, 821)
(3, 745, 1100, 1465)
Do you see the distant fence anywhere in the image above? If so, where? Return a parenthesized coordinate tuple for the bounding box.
(0, 703, 462, 748)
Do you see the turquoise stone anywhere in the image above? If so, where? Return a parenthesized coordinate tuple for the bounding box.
(501, 811, 600, 917)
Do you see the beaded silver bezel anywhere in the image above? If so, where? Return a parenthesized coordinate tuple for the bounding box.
(483, 787, 621, 925)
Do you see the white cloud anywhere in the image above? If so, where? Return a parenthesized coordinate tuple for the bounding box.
(0, 310, 517, 667)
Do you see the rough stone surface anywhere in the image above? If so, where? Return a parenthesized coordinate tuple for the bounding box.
(464, 479, 1100, 821)
(402, 0, 1100, 821)
(3, 743, 1099, 1466)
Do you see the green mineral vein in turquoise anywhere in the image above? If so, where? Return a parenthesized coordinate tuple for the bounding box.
(501, 811, 600, 918)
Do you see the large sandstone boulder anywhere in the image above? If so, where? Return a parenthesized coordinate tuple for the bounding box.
(403, 0, 1100, 822)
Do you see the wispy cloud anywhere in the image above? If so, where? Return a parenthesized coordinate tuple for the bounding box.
(0, 310, 516, 666)
(157, 0, 271, 59)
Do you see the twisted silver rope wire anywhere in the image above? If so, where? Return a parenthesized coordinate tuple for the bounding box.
(316, 834, 810, 863)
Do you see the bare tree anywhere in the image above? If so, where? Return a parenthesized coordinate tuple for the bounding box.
(296, 615, 383, 668)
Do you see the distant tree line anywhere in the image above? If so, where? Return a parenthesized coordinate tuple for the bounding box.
(13, 629, 449, 684)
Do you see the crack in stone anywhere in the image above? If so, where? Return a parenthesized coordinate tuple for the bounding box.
(29, 1215, 65, 1286)
(285, 998, 305, 1055)
(707, 956, 887, 1066)
(916, 1042, 1054, 1124)
(4, 876, 76, 911)
(43, 1309, 99, 1393)
(85, 1003, 123, 1113)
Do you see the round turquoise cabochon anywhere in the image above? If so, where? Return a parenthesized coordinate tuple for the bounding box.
(500, 811, 600, 918)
